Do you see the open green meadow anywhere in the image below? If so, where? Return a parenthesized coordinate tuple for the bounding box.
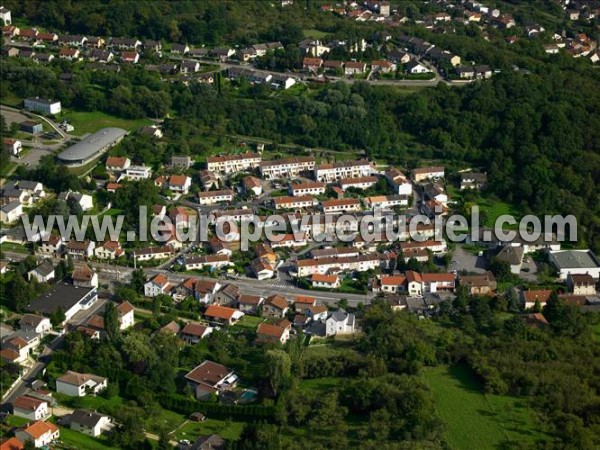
(423, 365, 549, 449)
(60, 110, 152, 136)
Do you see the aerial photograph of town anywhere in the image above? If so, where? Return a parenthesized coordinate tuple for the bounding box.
(0, 0, 599, 449)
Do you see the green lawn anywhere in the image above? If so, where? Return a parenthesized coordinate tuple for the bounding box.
(423, 365, 548, 450)
(99, 208, 124, 217)
(59, 427, 119, 450)
(299, 377, 342, 393)
(59, 110, 152, 136)
(477, 197, 521, 229)
(232, 314, 264, 331)
(302, 29, 329, 39)
(0, 242, 30, 254)
(173, 418, 244, 442)
(55, 393, 124, 412)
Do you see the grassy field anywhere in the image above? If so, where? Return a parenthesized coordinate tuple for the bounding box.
(299, 377, 342, 393)
(172, 418, 244, 442)
(477, 197, 521, 228)
(59, 427, 120, 450)
(302, 29, 329, 39)
(423, 364, 548, 450)
(59, 110, 152, 136)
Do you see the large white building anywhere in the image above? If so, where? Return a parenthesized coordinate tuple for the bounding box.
(549, 250, 600, 280)
(207, 152, 262, 174)
(315, 160, 375, 182)
(24, 97, 62, 115)
(260, 157, 315, 179)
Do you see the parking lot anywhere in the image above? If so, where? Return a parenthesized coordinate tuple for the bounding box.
(451, 244, 488, 274)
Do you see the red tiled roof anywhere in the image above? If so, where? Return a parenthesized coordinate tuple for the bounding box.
(204, 305, 237, 320)
(266, 294, 288, 311)
(13, 395, 45, 411)
(257, 322, 288, 339)
(311, 274, 338, 283)
(21, 421, 58, 439)
(0, 437, 24, 450)
(523, 290, 552, 303)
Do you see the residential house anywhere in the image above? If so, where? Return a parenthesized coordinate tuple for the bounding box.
(323, 60, 344, 72)
(371, 60, 396, 73)
(171, 155, 192, 169)
(65, 240, 95, 259)
(0, 201, 22, 224)
(322, 198, 362, 214)
(311, 274, 340, 289)
(567, 273, 596, 295)
(4, 138, 22, 156)
(325, 309, 355, 337)
(411, 166, 445, 182)
(180, 323, 213, 344)
(495, 245, 524, 274)
(58, 48, 80, 60)
(133, 246, 172, 261)
(263, 294, 289, 318)
(105, 156, 131, 172)
(206, 152, 262, 174)
(171, 43, 190, 54)
(12, 396, 50, 421)
(27, 261, 55, 283)
(139, 125, 163, 139)
(270, 74, 297, 90)
(459, 272, 497, 295)
(256, 321, 292, 344)
(94, 240, 124, 260)
(273, 195, 316, 210)
(460, 172, 487, 190)
(405, 61, 431, 74)
(237, 294, 263, 314)
(302, 57, 323, 71)
(72, 264, 98, 288)
(344, 61, 367, 75)
(522, 289, 552, 309)
(167, 175, 192, 195)
(293, 295, 316, 313)
(0, 6, 12, 25)
(19, 314, 51, 335)
(110, 38, 141, 50)
(385, 168, 412, 195)
(121, 52, 139, 64)
(183, 254, 232, 271)
(185, 360, 238, 400)
(260, 157, 315, 179)
(364, 195, 409, 210)
(251, 258, 275, 280)
(294, 253, 384, 277)
(144, 274, 170, 297)
(243, 176, 263, 196)
(55, 371, 107, 397)
(213, 283, 240, 306)
(339, 176, 378, 191)
(180, 60, 200, 73)
(14, 421, 59, 448)
(198, 189, 234, 206)
(306, 305, 328, 322)
(116, 302, 135, 330)
(39, 235, 64, 256)
(204, 305, 244, 325)
(69, 410, 113, 437)
(314, 160, 374, 182)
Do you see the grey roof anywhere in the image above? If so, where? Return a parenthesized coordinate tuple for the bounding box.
(17, 181, 42, 190)
(552, 250, 600, 269)
(70, 409, 108, 428)
(25, 97, 58, 106)
(1, 200, 21, 213)
(329, 308, 348, 322)
(31, 260, 55, 277)
(496, 245, 524, 266)
(57, 128, 127, 163)
(27, 283, 95, 316)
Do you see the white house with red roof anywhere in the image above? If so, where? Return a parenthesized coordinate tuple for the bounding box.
(144, 273, 171, 297)
(4, 138, 22, 156)
(94, 240, 124, 260)
(12, 395, 50, 421)
(15, 421, 59, 448)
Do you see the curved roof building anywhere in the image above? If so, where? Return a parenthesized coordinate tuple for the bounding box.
(58, 127, 128, 166)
